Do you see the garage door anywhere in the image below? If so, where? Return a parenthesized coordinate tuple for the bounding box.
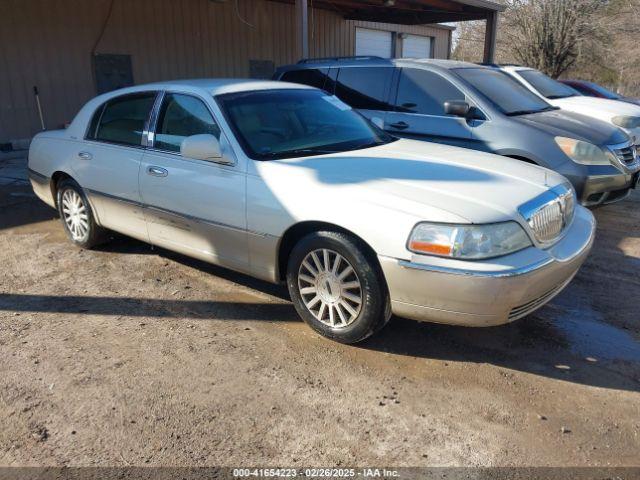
(402, 34, 432, 59)
(355, 28, 393, 58)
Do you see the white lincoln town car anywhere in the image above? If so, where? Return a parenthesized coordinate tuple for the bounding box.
(28, 80, 596, 344)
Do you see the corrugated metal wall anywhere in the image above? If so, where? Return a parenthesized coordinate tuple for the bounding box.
(0, 0, 452, 142)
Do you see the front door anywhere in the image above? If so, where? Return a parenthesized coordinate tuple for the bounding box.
(139, 92, 248, 272)
(384, 68, 474, 148)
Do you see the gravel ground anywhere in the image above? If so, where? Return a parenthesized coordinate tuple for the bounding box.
(0, 155, 639, 467)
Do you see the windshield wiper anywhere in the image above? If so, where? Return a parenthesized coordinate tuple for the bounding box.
(260, 147, 340, 158)
(547, 94, 576, 99)
(358, 140, 389, 149)
(506, 106, 558, 116)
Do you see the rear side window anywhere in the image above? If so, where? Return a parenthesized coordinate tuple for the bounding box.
(154, 93, 221, 153)
(334, 67, 393, 111)
(281, 69, 329, 92)
(395, 68, 465, 116)
(92, 93, 156, 146)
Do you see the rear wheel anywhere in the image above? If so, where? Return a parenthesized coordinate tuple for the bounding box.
(286, 231, 391, 344)
(56, 179, 107, 249)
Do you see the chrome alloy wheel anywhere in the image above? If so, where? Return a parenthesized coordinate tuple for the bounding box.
(297, 249, 363, 328)
(61, 189, 89, 241)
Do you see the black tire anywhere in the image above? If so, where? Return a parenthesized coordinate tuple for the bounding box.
(56, 178, 108, 249)
(286, 231, 391, 344)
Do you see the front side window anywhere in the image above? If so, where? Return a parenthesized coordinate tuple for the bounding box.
(281, 69, 329, 92)
(518, 70, 579, 99)
(154, 93, 221, 153)
(93, 93, 156, 146)
(394, 68, 465, 116)
(217, 88, 396, 160)
(334, 67, 393, 111)
(454, 68, 554, 116)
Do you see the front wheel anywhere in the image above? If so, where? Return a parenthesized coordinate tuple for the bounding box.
(56, 178, 108, 249)
(286, 231, 391, 344)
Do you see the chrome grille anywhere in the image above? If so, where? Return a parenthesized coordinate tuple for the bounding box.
(614, 146, 637, 165)
(518, 184, 575, 245)
(529, 201, 564, 243)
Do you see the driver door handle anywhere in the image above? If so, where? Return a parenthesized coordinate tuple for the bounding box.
(78, 151, 92, 160)
(147, 166, 168, 177)
(389, 121, 409, 130)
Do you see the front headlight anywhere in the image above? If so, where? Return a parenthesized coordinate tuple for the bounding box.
(555, 137, 614, 165)
(407, 222, 532, 260)
(612, 116, 640, 129)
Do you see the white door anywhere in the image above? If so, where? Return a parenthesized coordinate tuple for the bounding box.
(402, 35, 432, 59)
(140, 92, 249, 272)
(355, 28, 393, 58)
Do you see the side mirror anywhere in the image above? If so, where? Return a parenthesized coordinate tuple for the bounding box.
(370, 117, 384, 129)
(180, 134, 222, 161)
(444, 100, 471, 118)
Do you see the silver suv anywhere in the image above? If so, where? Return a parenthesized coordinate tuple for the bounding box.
(274, 57, 639, 206)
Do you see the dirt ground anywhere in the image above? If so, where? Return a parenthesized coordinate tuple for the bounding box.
(0, 154, 639, 468)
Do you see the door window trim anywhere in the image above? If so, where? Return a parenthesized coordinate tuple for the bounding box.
(146, 90, 234, 167)
(391, 67, 489, 121)
(84, 91, 160, 149)
(334, 65, 395, 112)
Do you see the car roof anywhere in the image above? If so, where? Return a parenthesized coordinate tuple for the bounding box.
(500, 65, 534, 72)
(278, 56, 487, 73)
(99, 79, 313, 98)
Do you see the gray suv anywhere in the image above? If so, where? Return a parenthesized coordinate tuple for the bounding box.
(274, 57, 639, 206)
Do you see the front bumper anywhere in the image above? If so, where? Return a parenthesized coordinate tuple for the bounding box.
(379, 206, 596, 327)
(580, 166, 638, 206)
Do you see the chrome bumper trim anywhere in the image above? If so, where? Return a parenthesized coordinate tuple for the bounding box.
(398, 257, 553, 278)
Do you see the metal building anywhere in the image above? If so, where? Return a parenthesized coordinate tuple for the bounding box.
(0, 0, 503, 145)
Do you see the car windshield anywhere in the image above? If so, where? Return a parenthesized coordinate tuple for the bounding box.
(518, 70, 580, 99)
(217, 89, 396, 160)
(453, 68, 555, 116)
(585, 82, 620, 99)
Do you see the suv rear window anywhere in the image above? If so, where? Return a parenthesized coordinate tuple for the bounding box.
(334, 67, 393, 111)
(281, 69, 329, 92)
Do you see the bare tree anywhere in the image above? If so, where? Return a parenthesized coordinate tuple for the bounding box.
(502, 0, 607, 78)
(452, 0, 640, 95)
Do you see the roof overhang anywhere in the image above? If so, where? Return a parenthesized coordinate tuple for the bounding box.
(269, 0, 504, 25)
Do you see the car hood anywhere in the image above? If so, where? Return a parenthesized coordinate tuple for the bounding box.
(513, 109, 628, 145)
(549, 96, 640, 121)
(258, 139, 568, 225)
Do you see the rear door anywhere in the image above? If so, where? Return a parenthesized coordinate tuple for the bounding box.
(77, 91, 157, 241)
(333, 66, 394, 124)
(139, 91, 248, 272)
(384, 68, 474, 148)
